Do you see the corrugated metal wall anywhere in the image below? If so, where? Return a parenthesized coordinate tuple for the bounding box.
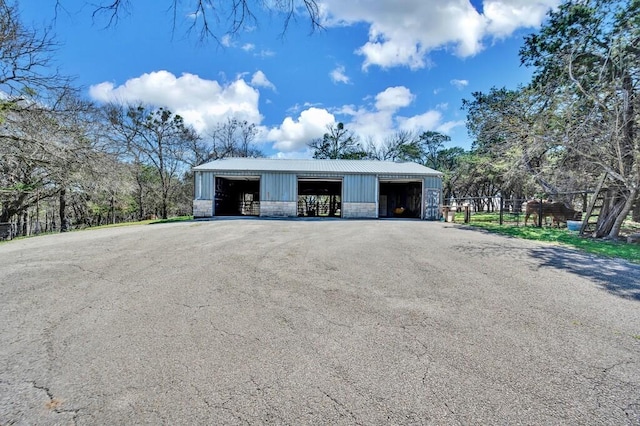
(261, 173, 297, 202)
(424, 175, 443, 191)
(423, 175, 443, 220)
(343, 174, 377, 203)
(194, 171, 214, 199)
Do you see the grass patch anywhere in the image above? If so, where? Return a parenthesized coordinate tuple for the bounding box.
(467, 222, 640, 264)
(89, 215, 194, 229)
(149, 215, 193, 224)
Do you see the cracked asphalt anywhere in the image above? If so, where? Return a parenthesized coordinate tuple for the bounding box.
(1, 219, 639, 425)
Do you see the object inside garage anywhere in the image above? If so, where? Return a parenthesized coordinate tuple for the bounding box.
(297, 179, 342, 217)
(379, 181, 422, 218)
(214, 177, 260, 216)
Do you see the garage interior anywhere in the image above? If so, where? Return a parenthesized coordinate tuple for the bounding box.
(297, 179, 342, 217)
(214, 177, 260, 216)
(379, 181, 422, 218)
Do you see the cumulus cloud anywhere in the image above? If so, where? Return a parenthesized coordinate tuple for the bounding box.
(450, 79, 469, 90)
(266, 86, 463, 155)
(89, 70, 262, 134)
(375, 86, 414, 110)
(397, 110, 443, 131)
(320, 0, 559, 69)
(242, 43, 255, 52)
(267, 107, 335, 152)
(330, 65, 350, 84)
(251, 70, 276, 91)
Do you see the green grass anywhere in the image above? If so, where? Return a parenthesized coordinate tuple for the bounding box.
(0, 216, 195, 243)
(91, 215, 194, 229)
(149, 215, 193, 224)
(467, 222, 640, 264)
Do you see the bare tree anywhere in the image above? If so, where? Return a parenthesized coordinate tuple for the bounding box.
(365, 130, 421, 162)
(106, 104, 200, 219)
(198, 117, 263, 162)
(56, 0, 322, 41)
(0, 0, 70, 97)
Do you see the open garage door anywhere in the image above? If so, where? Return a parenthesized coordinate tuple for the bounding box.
(214, 176, 260, 216)
(379, 181, 422, 218)
(297, 178, 342, 217)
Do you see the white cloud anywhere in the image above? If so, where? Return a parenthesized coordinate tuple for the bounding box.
(330, 65, 350, 84)
(436, 120, 466, 134)
(267, 107, 335, 152)
(450, 79, 469, 90)
(320, 0, 559, 69)
(398, 110, 443, 131)
(242, 43, 255, 52)
(221, 34, 233, 47)
(398, 111, 465, 135)
(375, 86, 414, 111)
(89, 70, 262, 134)
(258, 49, 276, 58)
(251, 70, 276, 91)
(267, 85, 464, 155)
(484, 0, 557, 37)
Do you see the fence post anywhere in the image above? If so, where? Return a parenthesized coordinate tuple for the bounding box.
(538, 198, 543, 228)
(499, 196, 504, 225)
(464, 205, 470, 223)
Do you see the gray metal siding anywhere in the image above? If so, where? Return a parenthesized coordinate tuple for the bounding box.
(424, 175, 443, 190)
(343, 174, 377, 203)
(195, 171, 214, 199)
(261, 173, 297, 202)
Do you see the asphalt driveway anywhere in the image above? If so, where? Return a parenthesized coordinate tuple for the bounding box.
(1, 219, 639, 424)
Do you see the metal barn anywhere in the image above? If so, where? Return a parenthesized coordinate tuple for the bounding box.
(193, 158, 443, 220)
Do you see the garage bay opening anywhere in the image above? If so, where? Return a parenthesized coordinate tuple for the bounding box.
(379, 181, 422, 218)
(297, 179, 342, 217)
(214, 177, 260, 216)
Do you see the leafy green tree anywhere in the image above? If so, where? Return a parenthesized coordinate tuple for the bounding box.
(436, 147, 466, 203)
(520, 0, 639, 238)
(107, 105, 200, 219)
(417, 131, 451, 170)
(309, 122, 367, 160)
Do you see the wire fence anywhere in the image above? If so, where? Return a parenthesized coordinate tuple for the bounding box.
(441, 196, 585, 228)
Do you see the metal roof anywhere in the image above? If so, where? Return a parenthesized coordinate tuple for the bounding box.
(194, 158, 442, 176)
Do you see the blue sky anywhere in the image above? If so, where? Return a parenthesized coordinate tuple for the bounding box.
(20, 0, 559, 158)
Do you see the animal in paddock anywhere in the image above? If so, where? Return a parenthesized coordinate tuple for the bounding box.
(523, 200, 582, 227)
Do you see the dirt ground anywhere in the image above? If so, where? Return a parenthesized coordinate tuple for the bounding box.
(1, 219, 639, 424)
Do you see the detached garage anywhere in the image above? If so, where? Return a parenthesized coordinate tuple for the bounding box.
(193, 158, 442, 220)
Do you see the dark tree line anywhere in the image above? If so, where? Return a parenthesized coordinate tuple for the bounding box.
(462, 0, 639, 238)
(0, 0, 266, 235)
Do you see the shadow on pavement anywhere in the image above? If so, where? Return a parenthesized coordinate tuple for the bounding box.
(456, 225, 640, 301)
(529, 245, 640, 301)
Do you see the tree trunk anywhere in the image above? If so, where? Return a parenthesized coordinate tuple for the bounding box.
(593, 187, 633, 239)
(633, 195, 640, 222)
(606, 187, 637, 239)
(21, 211, 27, 236)
(59, 188, 69, 232)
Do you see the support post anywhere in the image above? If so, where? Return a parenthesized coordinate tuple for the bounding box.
(538, 198, 543, 228)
